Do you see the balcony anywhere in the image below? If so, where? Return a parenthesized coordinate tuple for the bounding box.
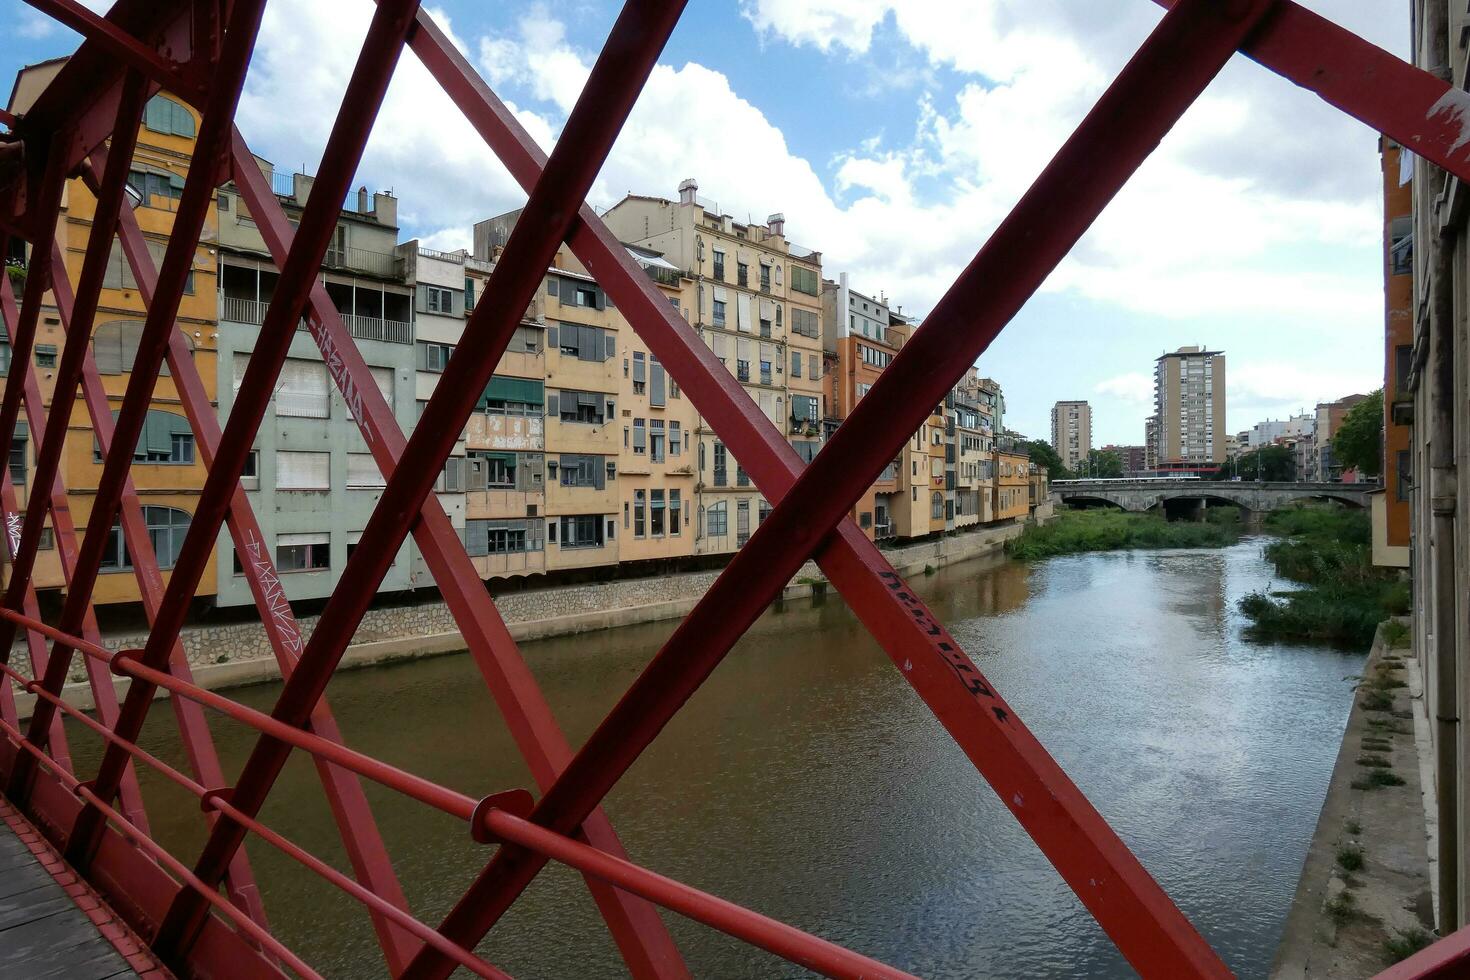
(324, 246, 403, 279)
(343, 314, 412, 345)
(222, 296, 269, 325)
(642, 263, 681, 287)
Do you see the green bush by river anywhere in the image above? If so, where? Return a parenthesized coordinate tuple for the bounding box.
(1239, 507, 1409, 647)
(1005, 508, 1239, 560)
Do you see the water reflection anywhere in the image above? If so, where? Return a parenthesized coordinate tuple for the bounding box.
(61, 540, 1360, 978)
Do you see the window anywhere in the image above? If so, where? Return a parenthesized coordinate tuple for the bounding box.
(0, 335, 8, 375)
(1394, 344, 1413, 394)
(95, 319, 193, 375)
(277, 451, 330, 490)
(650, 489, 666, 536)
(791, 307, 819, 338)
(706, 501, 728, 536)
(670, 490, 682, 535)
(277, 532, 330, 572)
(712, 300, 727, 327)
(482, 376, 545, 415)
(143, 94, 196, 138)
(790, 395, 819, 425)
(632, 418, 647, 455)
(759, 264, 771, 291)
(790, 350, 802, 378)
(736, 500, 751, 546)
(99, 505, 190, 572)
(551, 389, 607, 425)
(34, 344, 56, 368)
(419, 341, 453, 373)
(1390, 216, 1413, 276)
(791, 265, 819, 296)
(92, 409, 195, 464)
(669, 421, 682, 456)
(575, 286, 598, 307)
(860, 345, 893, 368)
(737, 262, 748, 287)
(1397, 450, 1412, 501)
(236, 355, 329, 418)
(426, 285, 454, 313)
(932, 492, 945, 520)
(465, 518, 543, 556)
(650, 420, 665, 463)
(856, 382, 872, 401)
(759, 499, 772, 524)
(347, 453, 386, 489)
(552, 322, 610, 361)
(634, 490, 646, 537)
(712, 249, 725, 281)
(713, 443, 728, 486)
(632, 351, 646, 393)
(128, 168, 185, 207)
(559, 454, 605, 488)
(9, 430, 26, 484)
(560, 514, 604, 548)
(465, 276, 475, 310)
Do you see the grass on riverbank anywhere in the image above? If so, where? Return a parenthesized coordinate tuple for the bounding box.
(1238, 507, 1409, 648)
(1005, 508, 1239, 561)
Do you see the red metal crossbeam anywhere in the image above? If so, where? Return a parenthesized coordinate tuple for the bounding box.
(95, 157, 419, 972)
(157, 2, 690, 965)
(19, 0, 188, 95)
(403, 3, 1267, 976)
(12, 0, 266, 822)
(226, 128, 685, 976)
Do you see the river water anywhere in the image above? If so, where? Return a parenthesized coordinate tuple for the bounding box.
(66, 539, 1363, 978)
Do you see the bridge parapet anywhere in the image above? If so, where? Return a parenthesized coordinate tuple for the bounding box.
(1054, 480, 1374, 514)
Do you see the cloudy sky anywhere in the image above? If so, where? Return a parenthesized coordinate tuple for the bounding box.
(6, 0, 1406, 446)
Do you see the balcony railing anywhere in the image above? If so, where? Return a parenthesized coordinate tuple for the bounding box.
(268, 170, 295, 197)
(343, 314, 412, 345)
(324, 246, 403, 279)
(222, 296, 269, 325)
(642, 264, 681, 287)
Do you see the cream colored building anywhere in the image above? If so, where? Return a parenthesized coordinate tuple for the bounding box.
(603, 180, 823, 555)
(1151, 346, 1226, 472)
(1051, 400, 1092, 473)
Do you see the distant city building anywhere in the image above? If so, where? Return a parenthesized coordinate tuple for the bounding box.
(1151, 346, 1226, 472)
(1050, 400, 1092, 472)
(1101, 444, 1146, 475)
(1375, 136, 1411, 568)
(1311, 393, 1371, 482)
(1143, 415, 1159, 472)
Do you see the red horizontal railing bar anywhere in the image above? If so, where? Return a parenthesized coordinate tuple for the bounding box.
(483, 808, 913, 980)
(1375, 924, 1470, 979)
(0, 607, 904, 980)
(0, 662, 509, 980)
(0, 608, 475, 822)
(0, 714, 311, 980)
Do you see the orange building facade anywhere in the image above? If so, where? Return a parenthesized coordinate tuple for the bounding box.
(1376, 138, 1411, 567)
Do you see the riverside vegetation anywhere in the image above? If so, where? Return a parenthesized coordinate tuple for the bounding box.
(1238, 507, 1409, 647)
(1004, 507, 1240, 560)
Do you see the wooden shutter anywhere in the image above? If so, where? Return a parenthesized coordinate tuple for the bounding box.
(547, 324, 559, 351)
(650, 364, 665, 406)
(546, 392, 559, 417)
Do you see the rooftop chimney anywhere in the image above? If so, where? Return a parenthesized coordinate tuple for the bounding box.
(357, 186, 369, 212)
(767, 212, 785, 237)
(678, 178, 698, 205)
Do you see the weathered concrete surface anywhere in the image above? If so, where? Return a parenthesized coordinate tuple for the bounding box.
(1271, 622, 1435, 978)
(13, 516, 1031, 717)
(1058, 480, 1371, 515)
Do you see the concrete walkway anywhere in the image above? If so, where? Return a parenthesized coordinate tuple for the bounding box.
(1271, 622, 1435, 978)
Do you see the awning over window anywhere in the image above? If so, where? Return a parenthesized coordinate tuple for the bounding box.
(481, 376, 544, 406)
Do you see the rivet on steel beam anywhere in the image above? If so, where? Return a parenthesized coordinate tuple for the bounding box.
(470, 789, 535, 845)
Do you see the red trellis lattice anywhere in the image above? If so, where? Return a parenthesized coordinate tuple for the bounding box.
(0, 1, 1465, 977)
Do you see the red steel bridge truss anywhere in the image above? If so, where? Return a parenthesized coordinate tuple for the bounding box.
(0, 1, 1466, 977)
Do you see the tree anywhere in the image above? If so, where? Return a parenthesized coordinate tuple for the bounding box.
(1332, 389, 1383, 478)
(1086, 449, 1124, 478)
(1238, 444, 1296, 482)
(1020, 440, 1070, 479)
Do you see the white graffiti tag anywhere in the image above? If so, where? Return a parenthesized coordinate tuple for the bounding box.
(245, 528, 303, 655)
(5, 512, 20, 559)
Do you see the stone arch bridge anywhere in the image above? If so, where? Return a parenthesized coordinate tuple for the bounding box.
(1054, 479, 1373, 516)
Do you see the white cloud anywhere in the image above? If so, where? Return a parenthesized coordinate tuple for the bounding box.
(18, 12, 56, 39)
(1094, 372, 1153, 406)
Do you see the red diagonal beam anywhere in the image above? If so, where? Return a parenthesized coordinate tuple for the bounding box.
(1, 73, 144, 696)
(10, 0, 266, 835)
(1155, 0, 1470, 186)
(43, 243, 268, 926)
(228, 131, 685, 977)
(20, 0, 188, 95)
(0, 469, 70, 770)
(403, 1, 1270, 976)
(95, 162, 419, 972)
(65, 0, 424, 961)
(157, 1, 689, 964)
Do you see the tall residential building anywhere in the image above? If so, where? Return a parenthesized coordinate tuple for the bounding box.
(1050, 400, 1092, 472)
(1151, 346, 1226, 472)
(822, 274, 894, 538)
(214, 165, 417, 606)
(6, 64, 219, 606)
(1143, 415, 1159, 472)
(1375, 137, 1412, 567)
(603, 180, 823, 554)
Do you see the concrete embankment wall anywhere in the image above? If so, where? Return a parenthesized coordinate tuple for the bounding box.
(11, 516, 1035, 719)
